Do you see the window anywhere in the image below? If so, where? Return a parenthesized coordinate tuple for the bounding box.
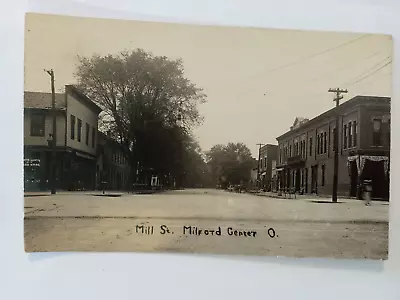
(70, 115, 76, 140)
(301, 141, 304, 157)
(85, 123, 90, 145)
(372, 119, 382, 146)
(332, 128, 337, 151)
(260, 158, 263, 169)
(348, 122, 352, 148)
(353, 121, 357, 147)
(264, 157, 267, 168)
(309, 137, 313, 156)
(300, 141, 303, 158)
(387, 119, 390, 145)
(323, 132, 327, 154)
(77, 119, 82, 142)
(321, 165, 325, 186)
(317, 135, 320, 154)
(30, 114, 45, 137)
(343, 124, 347, 149)
(289, 145, 292, 157)
(92, 127, 96, 148)
(320, 133, 324, 154)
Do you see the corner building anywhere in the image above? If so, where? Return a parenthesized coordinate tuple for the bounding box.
(276, 96, 390, 200)
(24, 85, 102, 191)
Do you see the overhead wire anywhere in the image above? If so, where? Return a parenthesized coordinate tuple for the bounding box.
(343, 60, 392, 88)
(248, 34, 370, 80)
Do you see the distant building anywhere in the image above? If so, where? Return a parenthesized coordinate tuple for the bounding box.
(24, 85, 102, 191)
(249, 159, 258, 189)
(96, 132, 131, 191)
(276, 95, 390, 199)
(258, 144, 278, 191)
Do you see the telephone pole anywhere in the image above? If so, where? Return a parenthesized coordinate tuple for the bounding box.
(256, 143, 264, 190)
(328, 88, 348, 203)
(45, 69, 57, 195)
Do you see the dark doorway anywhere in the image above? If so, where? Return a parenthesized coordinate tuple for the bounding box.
(305, 168, 308, 193)
(295, 169, 300, 191)
(311, 165, 318, 194)
(350, 160, 358, 197)
(362, 160, 388, 200)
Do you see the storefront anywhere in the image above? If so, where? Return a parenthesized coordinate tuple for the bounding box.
(24, 157, 42, 191)
(64, 150, 96, 191)
(24, 148, 96, 192)
(347, 155, 389, 200)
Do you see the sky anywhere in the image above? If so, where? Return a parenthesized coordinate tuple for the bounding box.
(24, 13, 392, 157)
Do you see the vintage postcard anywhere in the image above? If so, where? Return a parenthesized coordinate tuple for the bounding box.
(24, 13, 391, 259)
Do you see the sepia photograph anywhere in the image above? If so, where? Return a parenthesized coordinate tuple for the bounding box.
(24, 13, 391, 260)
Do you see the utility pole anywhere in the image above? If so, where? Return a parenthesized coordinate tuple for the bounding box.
(328, 88, 348, 203)
(45, 69, 57, 195)
(256, 143, 264, 190)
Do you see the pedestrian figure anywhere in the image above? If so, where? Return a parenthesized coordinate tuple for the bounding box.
(363, 179, 372, 206)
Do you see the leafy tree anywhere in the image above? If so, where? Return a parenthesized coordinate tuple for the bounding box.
(74, 49, 207, 186)
(206, 143, 254, 188)
(180, 136, 212, 188)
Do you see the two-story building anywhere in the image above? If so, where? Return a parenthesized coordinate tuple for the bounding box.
(258, 144, 278, 191)
(24, 85, 102, 191)
(276, 95, 390, 200)
(96, 132, 131, 191)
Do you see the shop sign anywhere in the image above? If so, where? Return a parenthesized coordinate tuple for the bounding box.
(24, 159, 40, 167)
(75, 152, 95, 160)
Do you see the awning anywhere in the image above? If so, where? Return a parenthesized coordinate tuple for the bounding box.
(347, 155, 389, 176)
(276, 168, 284, 171)
(261, 172, 266, 176)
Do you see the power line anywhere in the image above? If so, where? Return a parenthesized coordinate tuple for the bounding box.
(243, 52, 388, 102)
(340, 55, 391, 86)
(249, 34, 370, 80)
(345, 60, 392, 87)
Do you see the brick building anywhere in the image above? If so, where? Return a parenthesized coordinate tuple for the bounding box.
(96, 132, 131, 191)
(258, 144, 278, 191)
(276, 96, 390, 199)
(24, 85, 102, 191)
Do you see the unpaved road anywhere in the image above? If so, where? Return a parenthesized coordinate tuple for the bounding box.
(24, 189, 389, 259)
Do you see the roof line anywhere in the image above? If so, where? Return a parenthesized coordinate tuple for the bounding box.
(276, 95, 390, 141)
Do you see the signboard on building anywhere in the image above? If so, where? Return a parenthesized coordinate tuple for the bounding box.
(24, 159, 40, 167)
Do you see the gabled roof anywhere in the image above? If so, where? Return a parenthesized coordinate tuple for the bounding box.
(24, 91, 65, 109)
(293, 117, 307, 127)
(24, 85, 102, 114)
(65, 85, 102, 114)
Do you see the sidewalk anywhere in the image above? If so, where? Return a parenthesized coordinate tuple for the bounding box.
(247, 190, 378, 203)
(24, 189, 166, 197)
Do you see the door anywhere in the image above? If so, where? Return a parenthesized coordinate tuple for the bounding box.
(311, 165, 318, 194)
(305, 168, 308, 193)
(295, 169, 301, 191)
(350, 160, 358, 197)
